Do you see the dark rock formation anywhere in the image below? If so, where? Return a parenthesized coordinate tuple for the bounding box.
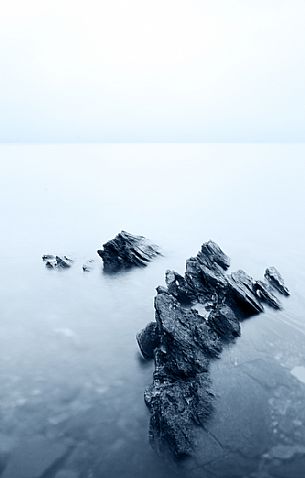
(145, 372, 213, 457)
(207, 304, 241, 339)
(42, 255, 72, 270)
(137, 322, 160, 359)
(97, 231, 161, 272)
(254, 280, 282, 310)
(265, 266, 290, 296)
(138, 240, 289, 457)
(227, 270, 264, 315)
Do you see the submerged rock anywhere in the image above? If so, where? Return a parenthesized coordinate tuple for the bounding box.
(138, 240, 289, 457)
(265, 266, 290, 296)
(1, 436, 71, 478)
(97, 231, 160, 272)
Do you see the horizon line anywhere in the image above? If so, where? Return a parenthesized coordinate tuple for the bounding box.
(1, 141, 305, 145)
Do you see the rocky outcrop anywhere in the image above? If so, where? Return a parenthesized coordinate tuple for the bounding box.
(42, 255, 73, 269)
(138, 241, 289, 457)
(265, 266, 290, 296)
(97, 231, 161, 272)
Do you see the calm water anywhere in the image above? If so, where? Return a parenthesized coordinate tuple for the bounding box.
(0, 144, 305, 478)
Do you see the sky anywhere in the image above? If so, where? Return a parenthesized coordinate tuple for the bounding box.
(1, 0, 305, 142)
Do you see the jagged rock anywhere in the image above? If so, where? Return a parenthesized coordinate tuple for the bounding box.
(137, 322, 160, 359)
(145, 369, 213, 456)
(42, 254, 55, 261)
(156, 286, 169, 295)
(185, 259, 207, 299)
(56, 256, 72, 269)
(254, 280, 282, 310)
(265, 266, 290, 296)
(197, 240, 230, 270)
(138, 240, 289, 457)
(227, 270, 264, 315)
(165, 270, 196, 304)
(42, 255, 72, 269)
(185, 245, 228, 301)
(207, 304, 241, 339)
(97, 230, 160, 272)
(155, 294, 221, 377)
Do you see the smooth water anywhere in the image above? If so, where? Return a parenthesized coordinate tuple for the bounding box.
(0, 144, 305, 478)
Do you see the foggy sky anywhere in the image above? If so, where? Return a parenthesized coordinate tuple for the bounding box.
(1, 0, 305, 142)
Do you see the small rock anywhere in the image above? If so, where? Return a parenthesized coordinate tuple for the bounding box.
(265, 266, 289, 296)
(254, 280, 282, 309)
(137, 322, 160, 359)
(42, 255, 72, 270)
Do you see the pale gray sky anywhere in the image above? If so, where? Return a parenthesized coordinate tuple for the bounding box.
(1, 0, 305, 142)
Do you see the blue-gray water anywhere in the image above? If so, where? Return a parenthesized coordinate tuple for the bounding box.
(0, 144, 305, 478)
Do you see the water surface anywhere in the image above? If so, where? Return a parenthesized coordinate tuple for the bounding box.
(0, 144, 305, 478)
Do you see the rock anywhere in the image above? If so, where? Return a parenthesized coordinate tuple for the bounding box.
(137, 240, 289, 457)
(142, 292, 221, 456)
(254, 280, 282, 309)
(265, 266, 290, 296)
(227, 270, 264, 315)
(207, 304, 241, 339)
(197, 240, 230, 270)
(97, 230, 160, 272)
(63, 256, 73, 263)
(145, 371, 213, 456)
(154, 294, 221, 378)
(42, 255, 72, 270)
(156, 285, 169, 295)
(42, 254, 55, 261)
(137, 322, 160, 359)
(55, 256, 71, 269)
(165, 270, 196, 304)
(185, 244, 228, 301)
(82, 259, 95, 272)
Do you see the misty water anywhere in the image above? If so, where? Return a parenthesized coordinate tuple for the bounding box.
(1, 144, 305, 478)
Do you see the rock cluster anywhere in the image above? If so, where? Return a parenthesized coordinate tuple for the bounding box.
(137, 240, 289, 457)
(42, 255, 73, 269)
(97, 231, 161, 272)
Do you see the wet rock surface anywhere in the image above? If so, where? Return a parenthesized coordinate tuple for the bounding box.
(138, 240, 289, 457)
(97, 230, 161, 272)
